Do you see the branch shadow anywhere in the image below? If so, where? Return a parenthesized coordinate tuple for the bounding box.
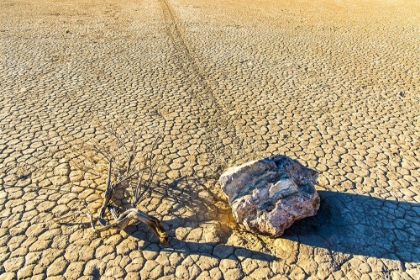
(125, 222, 280, 262)
(123, 174, 280, 262)
(283, 190, 420, 263)
(151, 174, 234, 228)
(164, 238, 280, 262)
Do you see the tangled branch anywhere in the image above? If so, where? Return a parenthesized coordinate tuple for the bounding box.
(55, 124, 168, 243)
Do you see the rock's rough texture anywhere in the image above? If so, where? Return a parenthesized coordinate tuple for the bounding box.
(220, 155, 320, 237)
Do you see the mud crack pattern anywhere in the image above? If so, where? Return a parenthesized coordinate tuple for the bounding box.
(1, 0, 419, 279)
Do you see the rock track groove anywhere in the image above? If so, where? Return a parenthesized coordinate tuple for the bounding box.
(159, 0, 247, 172)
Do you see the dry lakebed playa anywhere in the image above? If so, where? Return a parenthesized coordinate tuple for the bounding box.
(1, 0, 419, 279)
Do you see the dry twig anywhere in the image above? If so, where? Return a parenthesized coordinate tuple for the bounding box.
(55, 125, 168, 243)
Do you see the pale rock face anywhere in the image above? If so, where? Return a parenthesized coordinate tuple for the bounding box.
(220, 155, 320, 237)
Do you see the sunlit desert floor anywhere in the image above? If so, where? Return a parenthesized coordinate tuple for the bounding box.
(1, 0, 419, 279)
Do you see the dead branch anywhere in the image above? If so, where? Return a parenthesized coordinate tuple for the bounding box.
(97, 207, 168, 244)
(55, 124, 168, 243)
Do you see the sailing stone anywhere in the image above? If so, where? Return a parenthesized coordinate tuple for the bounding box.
(220, 155, 320, 237)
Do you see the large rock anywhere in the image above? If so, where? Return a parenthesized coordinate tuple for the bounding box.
(220, 155, 320, 237)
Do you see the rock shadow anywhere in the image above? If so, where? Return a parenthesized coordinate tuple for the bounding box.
(283, 191, 420, 263)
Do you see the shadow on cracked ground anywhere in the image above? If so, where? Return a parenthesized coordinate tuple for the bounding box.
(153, 176, 419, 264)
(116, 173, 417, 266)
(126, 224, 279, 262)
(118, 173, 281, 262)
(6, 171, 417, 266)
(284, 190, 420, 264)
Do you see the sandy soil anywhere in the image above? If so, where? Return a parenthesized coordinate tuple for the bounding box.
(1, 0, 419, 279)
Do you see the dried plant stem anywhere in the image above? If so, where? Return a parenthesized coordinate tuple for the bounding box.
(53, 125, 168, 243)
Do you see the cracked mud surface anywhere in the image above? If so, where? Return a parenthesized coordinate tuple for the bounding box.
(1, 0, 419, 279)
